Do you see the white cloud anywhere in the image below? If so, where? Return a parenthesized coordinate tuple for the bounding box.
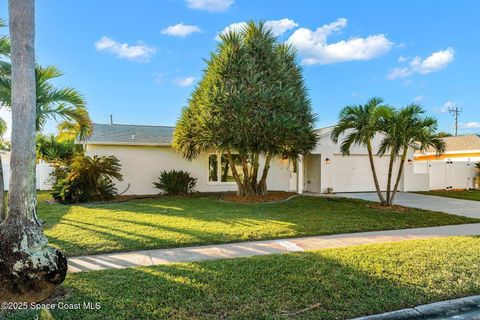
(434, 100, 457, 113)
(397, 56, 407, 63)
(173, 76, 196, 87)
(186, 0, 233, 12)
(459, 122, 480, 129)
(286, 18, 393, 65)
(387, 48, 454, 79)
(264, 19, 298, 37)
(413, 95, 425, 103)
(216, 18, 298, 40)
(161, 23, 201, 37)
(95, 36, 156, 62)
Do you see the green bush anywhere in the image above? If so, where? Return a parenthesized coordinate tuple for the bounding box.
(51, 155, 123, 204)
(153, 170, 197, 195)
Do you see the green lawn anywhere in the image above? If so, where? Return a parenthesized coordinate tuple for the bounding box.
(7, 236, 480, 319)
(415, 190, 480, 201)
(37, 192, 478, 257)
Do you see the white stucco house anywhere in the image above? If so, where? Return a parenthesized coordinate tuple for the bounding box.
(83, 123, 432, 195)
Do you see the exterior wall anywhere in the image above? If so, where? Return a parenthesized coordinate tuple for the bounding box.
(86, 144, 291, 195)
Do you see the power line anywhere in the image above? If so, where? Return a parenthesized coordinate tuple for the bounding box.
(449, 106, 462, 136)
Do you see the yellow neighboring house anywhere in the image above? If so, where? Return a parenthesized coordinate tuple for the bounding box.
(415, 135, 480, 162)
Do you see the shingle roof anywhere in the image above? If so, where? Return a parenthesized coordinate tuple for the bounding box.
(422, 135, 480, 153)
(85, 123, 175, 146)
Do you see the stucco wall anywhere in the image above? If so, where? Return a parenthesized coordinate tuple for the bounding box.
(86, 145, 291, 195)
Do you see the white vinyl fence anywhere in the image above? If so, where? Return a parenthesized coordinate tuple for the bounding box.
(1, 156, 54, 191)
(415, 160, 478, 190)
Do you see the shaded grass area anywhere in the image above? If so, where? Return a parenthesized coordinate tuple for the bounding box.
(36, 192, 479, 257)
(415, 190, 480, 202)
(8, 237, 480, 319)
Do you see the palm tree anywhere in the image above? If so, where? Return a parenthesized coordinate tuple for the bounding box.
(0, 0, 67, 302)
(0, 62, 92, 133)
(331, 97, 393, 204)
(378, 104, 445, 205)
(0, 117, 8, 221)
(0, 19, 9, 57)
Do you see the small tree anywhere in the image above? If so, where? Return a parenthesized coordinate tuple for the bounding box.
(378, 104, 445, 205)
(174, 21, 317, 196)
(331, 98, 393, 204)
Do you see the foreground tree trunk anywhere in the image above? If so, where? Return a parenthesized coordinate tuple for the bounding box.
(0, 0, 67, 303)
(384, 149, 396, 206)
(226, 150, 272, 196)
(366, 141, 386, 205)
(0, 155, 5, 221)
(390, 147, 408, 205)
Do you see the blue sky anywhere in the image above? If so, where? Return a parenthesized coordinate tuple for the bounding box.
(0, 0, 479, 136)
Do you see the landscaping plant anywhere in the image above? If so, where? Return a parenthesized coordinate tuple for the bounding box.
(173, 21, 317, 196)
(153, 170, 197, 195)
(51, 155, 123, 204)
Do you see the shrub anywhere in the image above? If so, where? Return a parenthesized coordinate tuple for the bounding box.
(153, 170, 197, 195)
(51, 155, 123, 204)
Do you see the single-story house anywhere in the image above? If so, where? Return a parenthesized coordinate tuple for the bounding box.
(83, 123, 430, 195)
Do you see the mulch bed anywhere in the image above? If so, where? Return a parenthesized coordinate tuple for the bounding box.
(222, 191, 297, 203)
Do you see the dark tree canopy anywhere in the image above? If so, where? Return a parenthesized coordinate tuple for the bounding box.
(173, 21, 317, 196)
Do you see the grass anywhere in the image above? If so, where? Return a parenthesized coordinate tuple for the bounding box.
(7, 236, 480, 319)
(37, 192, 478, 257)
(415, 190, 480, 201)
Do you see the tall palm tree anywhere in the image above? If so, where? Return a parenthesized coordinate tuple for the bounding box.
(331, 97, 393, 204)
(0, 117, 8, 221)
(0, 0, 67, 302)
(378, 104, 445, 205)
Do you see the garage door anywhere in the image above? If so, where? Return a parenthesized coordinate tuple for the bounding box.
(333, 154, 396, 192)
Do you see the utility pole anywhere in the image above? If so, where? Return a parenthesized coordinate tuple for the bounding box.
(449, 106, 462, 136)
(110, 114, 113, 125)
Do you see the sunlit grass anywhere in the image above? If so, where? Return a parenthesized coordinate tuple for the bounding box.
(35, 192, 479, 257)
(8, 236, 480, 319)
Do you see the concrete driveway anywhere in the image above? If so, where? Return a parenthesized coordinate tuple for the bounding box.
(336, 192, 480, 219)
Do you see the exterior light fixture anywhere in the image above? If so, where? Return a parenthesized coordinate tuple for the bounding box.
(325, 158, 331, 164)
(407, 159, 413, 164)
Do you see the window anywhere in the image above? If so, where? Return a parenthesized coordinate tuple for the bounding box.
(208, 153, 243, 183)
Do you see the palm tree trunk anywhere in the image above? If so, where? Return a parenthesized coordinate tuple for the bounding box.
(0, 0, 67, 303)
(367, 141, 386, 204)
(0, 155, 5, 221)
(385, 149, 396, 206)
(390, 147, 408, 205)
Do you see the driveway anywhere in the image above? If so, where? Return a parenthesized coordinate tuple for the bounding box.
(335, 192, 480, 219)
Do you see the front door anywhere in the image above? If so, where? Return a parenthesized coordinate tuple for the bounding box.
(305, 154, 321, 193)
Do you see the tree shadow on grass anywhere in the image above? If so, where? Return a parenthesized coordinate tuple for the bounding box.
(9, 242, 480, 320)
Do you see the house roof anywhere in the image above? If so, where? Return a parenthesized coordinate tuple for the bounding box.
(85, 123, 335, 146)
(85, 123, 175, 146)
(422, 135, 480, 154)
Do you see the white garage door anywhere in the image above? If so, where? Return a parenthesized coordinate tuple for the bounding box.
(333, 154, 397, 192)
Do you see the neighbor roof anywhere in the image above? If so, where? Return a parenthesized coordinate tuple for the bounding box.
(85, 123, 175, 146)
(422, 135, 480, 154)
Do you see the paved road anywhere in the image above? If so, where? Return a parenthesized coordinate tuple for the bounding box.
(335, 192, 480, 219)
(68, 223, 480, 273)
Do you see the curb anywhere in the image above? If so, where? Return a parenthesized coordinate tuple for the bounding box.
(351, 295, 480, 320)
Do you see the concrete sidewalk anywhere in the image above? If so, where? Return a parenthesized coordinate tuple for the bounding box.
(68, 223, 480, 273)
